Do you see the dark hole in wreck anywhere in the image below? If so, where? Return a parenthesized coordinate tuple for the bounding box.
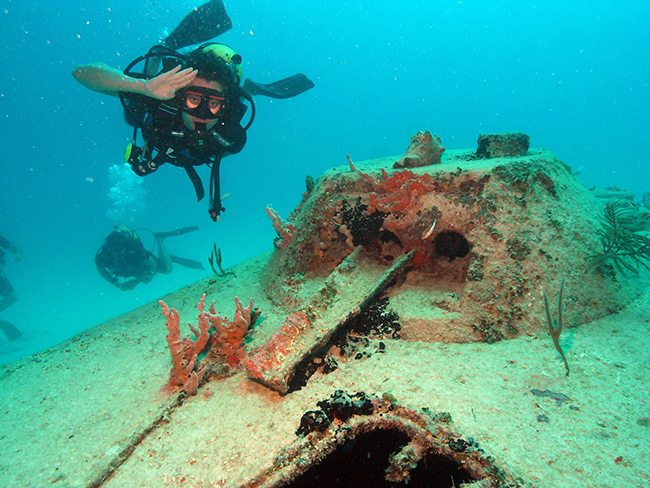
(277, 429, 478, 488)
(433, 231, 470, 261)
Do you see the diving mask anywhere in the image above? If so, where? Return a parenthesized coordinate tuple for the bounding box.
(180, 86, 226, 120)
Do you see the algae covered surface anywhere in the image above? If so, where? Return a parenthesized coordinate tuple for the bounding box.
(1, 150, 650, 487)
(1, 252, 648, 487)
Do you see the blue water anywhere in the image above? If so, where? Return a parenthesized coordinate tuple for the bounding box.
(1, 1, 649, 364)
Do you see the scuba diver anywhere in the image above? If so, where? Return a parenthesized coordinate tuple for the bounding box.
(0, 235, 22, 341)
(72, 0, 314, 222)
(95, 226, 204, 291)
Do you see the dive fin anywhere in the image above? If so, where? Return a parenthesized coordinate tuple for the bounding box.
(169, 254, 205, 270)
(0, 319, 22, 341)
(163, 0, 232, 51)
(154, 226, 200, 239)
(243, 74, 315, 99)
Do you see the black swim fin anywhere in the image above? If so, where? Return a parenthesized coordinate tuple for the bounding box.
(163, 0, 232, 51)
(154, 226, 199, 239)
(0, 319, 21, 341)
(169, 254, 205, 270)
(243, 74, 315, 99)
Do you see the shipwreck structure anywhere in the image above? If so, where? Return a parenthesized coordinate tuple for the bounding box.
(245, 131, 649, 393)
(2, 132, 649, 488)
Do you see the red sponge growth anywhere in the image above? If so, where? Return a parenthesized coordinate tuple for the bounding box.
(160, 297, 210, 395)
(205, 297, 255, 368)
(244, 311, 311, 382)
(367, 169, 439, 247)
(160, 294, 257, 395)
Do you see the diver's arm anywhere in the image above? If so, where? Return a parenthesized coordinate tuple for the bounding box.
(96, 264, 120, 288)
(118, 279, 140, 291)
(94, 250, 121, 288)
(0, 236, 21, 261)
(215, 115, 247, 156)
(72, 63, 198, 99)
(96, 263, 139, 291)
(0, 236, 12, 250)
(9, 244, 21, 262)
(224, 128, 247, 156)
(72, 63, 146, 98)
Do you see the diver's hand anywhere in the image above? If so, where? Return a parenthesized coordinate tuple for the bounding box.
(119, 280, 138, 291)
(9, 245, 22, 262)
(144, 65, 198, 100)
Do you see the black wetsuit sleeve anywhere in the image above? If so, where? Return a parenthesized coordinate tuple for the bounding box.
(222, 124, 247, 155)
(95, 247, 119, 287)
(0, 236, 11, 250)
(0, 236, 14, 265)
(214, 101, 248, 155)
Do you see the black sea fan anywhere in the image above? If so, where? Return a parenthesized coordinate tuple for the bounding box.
(588, 200, 650, 275)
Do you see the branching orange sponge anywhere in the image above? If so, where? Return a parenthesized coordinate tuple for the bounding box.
(205, 297, 256, 368)
(266, 206, 297, 249)
(160, 294, 257, 395)
(160, 296, 210, 395)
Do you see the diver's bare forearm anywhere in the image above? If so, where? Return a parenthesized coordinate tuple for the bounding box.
(72, 62, 197, 100)
(72, 63, 147, 98)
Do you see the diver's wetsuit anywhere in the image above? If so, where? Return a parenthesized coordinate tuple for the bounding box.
(0, 236, 16, 298)
(122, 0, 246, 221)
(125, 93, 247, 220)
(94, 234, 160, 287)
(120, 0, 311, 221)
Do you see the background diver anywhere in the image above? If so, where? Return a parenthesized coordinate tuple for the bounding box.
(95, 226, 204, 291)
(0, 235, 22, 341)
(72, 0, 314, 222)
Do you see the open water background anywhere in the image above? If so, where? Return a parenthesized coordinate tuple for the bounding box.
(1, 0, 648, 364)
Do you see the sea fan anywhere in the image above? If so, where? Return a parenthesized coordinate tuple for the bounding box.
(588, 200, 650, 275)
